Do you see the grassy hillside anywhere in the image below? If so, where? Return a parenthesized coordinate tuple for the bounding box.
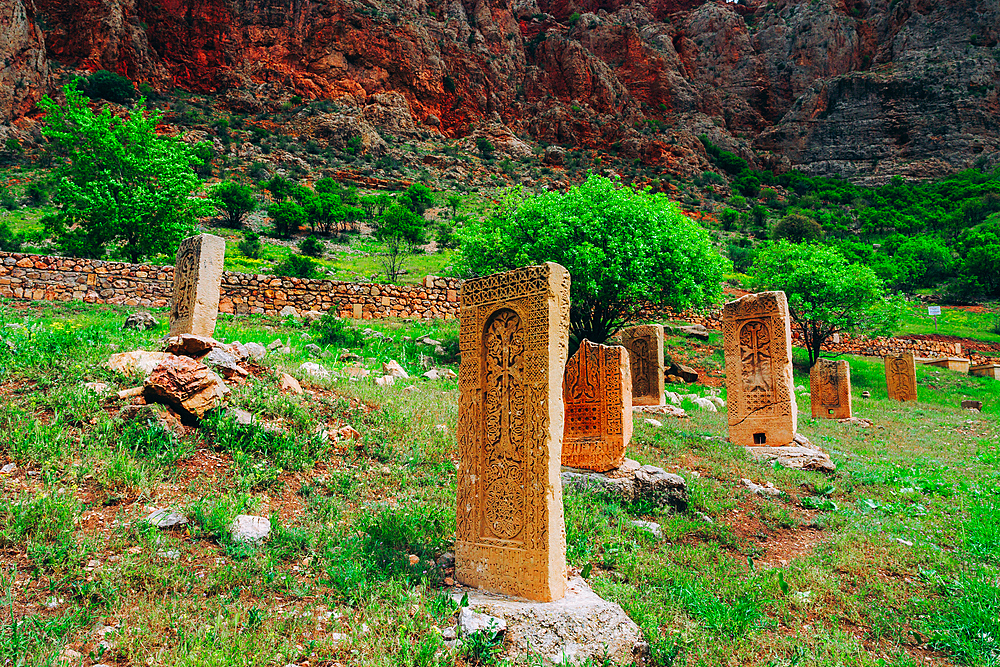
(0, 300, 996, 667)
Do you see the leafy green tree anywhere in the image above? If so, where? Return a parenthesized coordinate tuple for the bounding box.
(750, 241, 905, 367)
(447, 194, 462, 216)
(210, 180, 257, 228)
(458, 174, 729, 344)
(0, 221, 23, 252)
(718, 208, 739, 231)
(274, 253, 320, 279)
(475, 137, 495, 156)
(264, 175, 295, 201)
(299, 235, 325, 257)
(237, 230, 262, 259)
(954, 220, 1000, 297)
(773, 212, 823, 243)
(268, 201, 306, 238)
(39, 82, 208, 262)
(375, 204, 426, 282)
(400, 182, 434, 215)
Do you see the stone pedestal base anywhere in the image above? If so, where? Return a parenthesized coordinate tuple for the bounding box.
(452, 576, 647, 665)
(745, 433, 835, 472)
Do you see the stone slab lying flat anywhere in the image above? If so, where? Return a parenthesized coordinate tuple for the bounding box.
(745, 433, 835, 473)
(452, 576, 647, 665)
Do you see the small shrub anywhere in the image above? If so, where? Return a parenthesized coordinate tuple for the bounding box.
(0, 185, 18, 211)
(299, 235, 325, 257)
(0, 221, 23, 251)
(314, 309, 365, 347)
(475, 137, 495, 155)
(237, 230, 262, 259)
(85, 70, 136, 104)
(274, 253, 320, 279)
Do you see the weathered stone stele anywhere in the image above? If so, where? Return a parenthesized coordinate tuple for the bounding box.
(455, 262, 571, 603)
(722, 291, 797, 447)
(609, 324, 664, 406)
(169, 234, 226, 338)
(562, 340, 632, 473)
(810, 359, 852, 419)
(885, 352, 918, 401)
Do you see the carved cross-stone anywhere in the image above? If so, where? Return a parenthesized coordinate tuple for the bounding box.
(722, 291, 797, 447)
(169, 234, 226, 338)
(455, 262, 570, 603)
(609, 324, 664, 406)
(885, 353, 917, 401)
(562, 339, 632, 473)
(810, 358, 852, 419)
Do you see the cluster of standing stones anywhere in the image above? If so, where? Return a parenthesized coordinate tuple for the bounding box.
(132, 236, 984, 656)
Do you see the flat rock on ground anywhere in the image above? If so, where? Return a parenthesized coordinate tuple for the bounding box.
(453, 576, 647, 664)
(746, 433, 836, 472)
(562, 459, 688, 510)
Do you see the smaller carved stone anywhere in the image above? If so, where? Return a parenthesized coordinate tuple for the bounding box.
(810, 359, 852, 419)
(884, 353, 918, 401)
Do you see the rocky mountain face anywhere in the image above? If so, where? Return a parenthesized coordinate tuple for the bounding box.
(2, 0, 999, 181)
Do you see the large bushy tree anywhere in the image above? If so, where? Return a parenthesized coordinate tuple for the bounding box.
(210, 180, 257, 228)
(751, 241, 905, 367)
(40, 82, 209, 262)
(458, 174, 729, 344)
(375, 204, 426, 282)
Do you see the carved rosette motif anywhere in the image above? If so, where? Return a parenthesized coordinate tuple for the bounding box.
(455, 263, 569, 603)
(722, 291, 797, 447)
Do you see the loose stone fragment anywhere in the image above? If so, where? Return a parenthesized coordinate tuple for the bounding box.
(280, 373, 303, 394)
(169, 234, 226, 338)
(455, 263, 570, 603)
(244, 342, 266, 360)
(383, 360, 409, 378)
(230, 515, 271, 543)
(123, 311, 158, 331)
(107, 350, 171, 377)
(722, 291, 797, 447)
(562, 340, 632, 472)
(885, 353, 918, 401)
(143, 356, 230, 420)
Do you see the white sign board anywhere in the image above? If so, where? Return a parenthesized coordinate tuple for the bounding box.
(928, 306, 942, 317)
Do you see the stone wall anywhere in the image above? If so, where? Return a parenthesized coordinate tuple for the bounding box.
(0, 252, 460, 319)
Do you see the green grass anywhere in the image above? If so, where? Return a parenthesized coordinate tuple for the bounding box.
(0, 299, 997, 666)
(896, 302, 1000, 343)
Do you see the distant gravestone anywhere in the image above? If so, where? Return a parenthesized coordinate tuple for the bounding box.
(722, 291, 797, 447)
(885, 353, 918, 401)
(810, 359, 852, 419)
(609, 325, 664, 406)
(169, 234, 226, 338)
(455, 263, 570, 603)
(562, 339, 632, 472)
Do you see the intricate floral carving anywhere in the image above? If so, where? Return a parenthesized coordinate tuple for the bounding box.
(455, 263, 569, 603)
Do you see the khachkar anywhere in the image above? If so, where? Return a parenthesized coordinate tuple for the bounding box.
(722, 291, 797, 447)
(885, 352, 918, 401)
(562, 339, 632, 473)
(169, 234, 226, 337)
(810, 359, 852, 419)
(455, 262, 571, 603)
(609, 325, 664, 406)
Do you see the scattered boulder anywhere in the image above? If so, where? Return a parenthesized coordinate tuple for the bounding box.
(633, 404, 687, 418)
(123, 311, 158, 331)
(745, 433, 836, 473)
(376, 375, 395, 387)
(562, 459, 688, 510)
(861, 391, 871, 398)
(383, 360, 409, 378)
(223, 341, 249, 361)
(143, 356, 230, 420)
(107, 351, 171, 377)
(643, 418, 663, 427)
(742, 478, 782, 498)
(267, 339, 284, 351)
(305, 343, 322, 357)
(280, 372, 303, 394)
(543, 145, 566, 165)
(457, 608, 506, 638)
(299, 362, 331, 379)
(962, 400, 983, 410)
(692, 397, 717, 412)
(706, 396, 726, 408)
(337, 425, 361, 440)
(339, 351, 362, 362)
(84, 381, 111, 395)
(676, 324, 711, 341)
(228, 407, 255, 425)
(280, 305, 300, 319)
(671, 363, 700, 383)
(230, 515, 271, 543)
(345, 365, 370, 380)
(203, 348, 248, 380)
(630, 520, 662, 539)
(302, 310, 323, 324)
(838, 417, 873, 427)
(634, 465, 689, 511)
(422, 369, 441, 380)
(146, 508, 188, 528)
(122, 403, 187, 436)
(244, 342, 266, 361)
(164, 334, 220, 358)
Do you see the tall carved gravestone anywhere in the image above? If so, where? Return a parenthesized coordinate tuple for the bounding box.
(722, 291, 797, 447)
(885, 353, 918, 401)
(810, 359, 852, 419)
(455, 263, 571, 603)
(562, 340, 632, 473)
(609, 325, 664, 406)
(169, 234, 226, 338)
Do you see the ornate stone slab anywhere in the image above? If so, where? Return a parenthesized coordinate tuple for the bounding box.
(609, 324, 664, 406)
(455, 263, 571, 603)
(169, 234, 226, 337)
(722, 291, 797, 447)
(885, 352, 918, 401)
(562, 340, 632, 473)
(810, 359, 852, 419)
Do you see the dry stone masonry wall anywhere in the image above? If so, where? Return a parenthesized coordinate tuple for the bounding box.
(0, 252, 460, 320)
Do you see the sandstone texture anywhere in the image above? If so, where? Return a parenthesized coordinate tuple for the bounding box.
(143, 355, 230, 420)
(2, 0, 997, 178)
